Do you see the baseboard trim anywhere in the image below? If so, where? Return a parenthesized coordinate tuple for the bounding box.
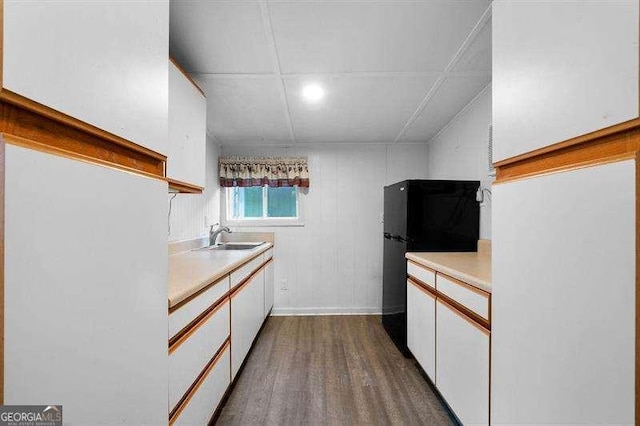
(271, 307, 381, 316)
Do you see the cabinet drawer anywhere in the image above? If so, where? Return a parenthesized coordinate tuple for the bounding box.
(169, 300, 230, 412)
(169, 276, 230, 339)
(230, 255, 263, 289)
(436, 274, 489, 321)
(407, 261, 436, 289)
(263, 248, 273, 261)
(171, 343, 230, 426)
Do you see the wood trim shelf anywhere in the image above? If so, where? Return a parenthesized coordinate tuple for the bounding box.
(0, 89, 166, 180)
(169, 57, 205, 97)
(167, 177, 203, 194)
(494, 119, 640, 184)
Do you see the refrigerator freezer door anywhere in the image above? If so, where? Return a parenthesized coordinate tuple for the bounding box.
(382, 236, 409, 355)
(383, 182, 408, 238)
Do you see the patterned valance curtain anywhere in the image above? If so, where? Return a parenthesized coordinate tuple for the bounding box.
(219, 156, 310, 188)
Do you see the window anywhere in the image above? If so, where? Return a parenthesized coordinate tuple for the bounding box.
(225, 186, 301, 225)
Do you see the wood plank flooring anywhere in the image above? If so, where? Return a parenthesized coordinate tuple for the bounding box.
(216, 315, 453, 425)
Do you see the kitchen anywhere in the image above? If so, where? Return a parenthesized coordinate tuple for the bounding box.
(1, 0, 637, 425)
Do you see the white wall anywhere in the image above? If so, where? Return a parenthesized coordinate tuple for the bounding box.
(168, 137, 221, 241)
(427, 85, 492, 239)
(221, 143, 429, 315)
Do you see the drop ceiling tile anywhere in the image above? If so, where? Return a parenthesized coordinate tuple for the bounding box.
(452, 19, 491, 73)
(285, 75, 438, 143)
(196, 76, 291, 143)
(169, 1, 273, 73)
(269, 1, 489, 73)
(403, 75, 490, 142)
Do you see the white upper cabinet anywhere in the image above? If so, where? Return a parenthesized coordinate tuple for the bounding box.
(3, 0, 169, 155)
(168, 61, 207, 188)
(492, 0, 639, 162)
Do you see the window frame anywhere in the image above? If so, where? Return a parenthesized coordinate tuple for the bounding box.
(221, 185, 305, 228)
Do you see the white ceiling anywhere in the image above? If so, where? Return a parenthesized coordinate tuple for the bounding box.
(169, 0, 491, 145)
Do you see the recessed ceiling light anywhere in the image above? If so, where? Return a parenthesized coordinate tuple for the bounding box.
(302, 84, 325, 103)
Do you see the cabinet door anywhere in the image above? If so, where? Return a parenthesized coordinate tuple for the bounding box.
(264, 261, 274, 318)
(173, 345, 231, 426)
(169, 301, 229, 412)
(3, 0, 169, 154)
(4, 145, 168, 424)
(492, 160, 635, 424)
(406, 280, 436, 381)
(492, 1, 639, 162)
(231, 269, 265, 379)
(436, 300, 489, 426)
(168, 61, 207, 187)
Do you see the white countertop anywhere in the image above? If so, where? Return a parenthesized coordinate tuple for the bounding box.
(168, 242, 273, 308)
(406, 249, 491, 293)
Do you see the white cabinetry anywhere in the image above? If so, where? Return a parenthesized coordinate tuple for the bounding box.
(3, 0, 169, 154)
(231, 268, 265, 379)
(168, 60, 207, 188)
(169, 301, 230, 411)
(406, 280, 436, 381)
(492, 160, 635, 424)
(492, 0, 639, 162)
(4, 145, 168, 424)
(436, 300, 489, 426)
(173, 345, 230, 426)
(264, 260, 274, 317)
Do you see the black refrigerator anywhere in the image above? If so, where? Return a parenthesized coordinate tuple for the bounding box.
(382, 180, 480, 355)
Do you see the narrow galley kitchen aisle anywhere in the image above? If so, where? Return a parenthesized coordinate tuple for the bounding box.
(216, 316, 453, 425)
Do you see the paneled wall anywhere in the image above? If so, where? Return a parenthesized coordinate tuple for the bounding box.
(168, 137, 221, 242)
(221, 143, 429, 315)
(427, 85, 492, 239)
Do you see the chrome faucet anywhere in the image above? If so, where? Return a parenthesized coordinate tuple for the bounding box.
(209, 224, 232, 246)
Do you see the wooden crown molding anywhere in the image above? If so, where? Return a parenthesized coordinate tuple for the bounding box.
(494, 118, 640, 184)
(167, 177, 203, 194)
(0, 89, 166, 180)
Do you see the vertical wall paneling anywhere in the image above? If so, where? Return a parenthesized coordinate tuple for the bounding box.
(168, 138, 221, 242)
(427, 86, 492, 239)
(221, 143, 429, 315)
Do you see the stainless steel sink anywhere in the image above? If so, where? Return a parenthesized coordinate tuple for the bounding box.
(194, 242, 265, 251)
(212, 243, 264, 251)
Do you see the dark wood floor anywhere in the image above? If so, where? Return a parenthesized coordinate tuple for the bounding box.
(216, 315, 453, 425)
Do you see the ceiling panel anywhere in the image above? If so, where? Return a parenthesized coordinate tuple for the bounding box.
(196, 76, 292, 143)
(452, 20, 492, 73)
(285, 75, 438, 143)
(402, 75, 490, 142)
(269, 1, 489, 73)
(169, 1, 273, 73)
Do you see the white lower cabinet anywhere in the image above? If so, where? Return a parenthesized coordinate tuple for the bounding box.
(231, 268, 265, 378)
(169, 300, 230, 411)
(173, 346, 231, 426)
(406, 280, 436, 381)
(436, 300, 489, 426)
(264, 260, 274, 318)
